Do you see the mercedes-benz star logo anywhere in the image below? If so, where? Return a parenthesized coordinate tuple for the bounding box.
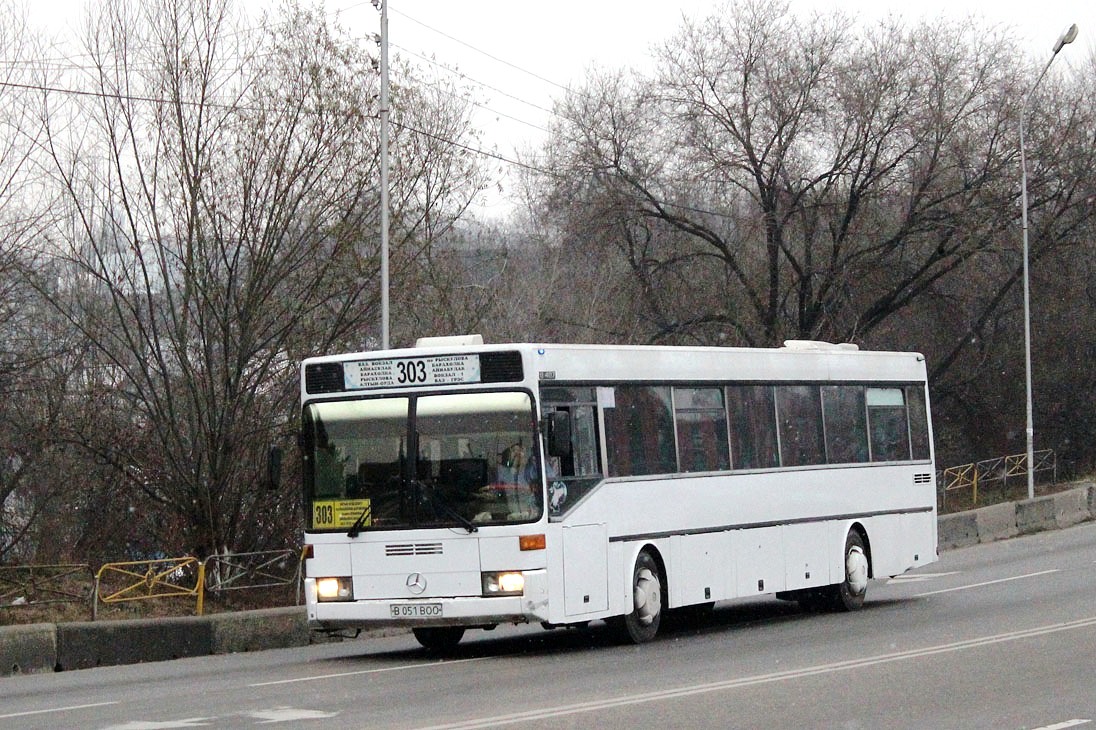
(406, 572, 427, 595)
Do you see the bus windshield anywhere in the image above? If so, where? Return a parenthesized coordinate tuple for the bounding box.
(303, 391, 543, 531)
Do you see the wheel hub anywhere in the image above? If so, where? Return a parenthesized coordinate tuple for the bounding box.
(633, 567, 661, 625)
(846, 545, 868, 595)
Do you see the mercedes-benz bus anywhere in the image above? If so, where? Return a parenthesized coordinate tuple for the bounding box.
(299, 335, 936, 648)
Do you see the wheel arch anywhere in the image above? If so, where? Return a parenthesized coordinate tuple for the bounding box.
(624, 541, 668, 607)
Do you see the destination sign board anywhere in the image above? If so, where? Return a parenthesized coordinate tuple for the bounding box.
(343, 354, 481, 390)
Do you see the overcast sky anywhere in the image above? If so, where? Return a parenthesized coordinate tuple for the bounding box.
(335, 0, 1090, 148)
(27, 0, 1093, 216)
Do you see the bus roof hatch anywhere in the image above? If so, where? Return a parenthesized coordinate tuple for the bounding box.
(414, 334, 485, 348)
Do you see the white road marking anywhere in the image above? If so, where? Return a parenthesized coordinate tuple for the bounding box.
(0, 701, 120, 720)
(412, 615, 1096, 729)
(249, 655, 491, 687)
(1033, 721, 1091, 730)
(887, 571, 960, 583)
(101, 720, 211, 729)
(914, 569, 1059, 597)
(246, 707, 340, 723)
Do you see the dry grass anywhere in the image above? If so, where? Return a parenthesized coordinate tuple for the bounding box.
(1, 584, 299, 626)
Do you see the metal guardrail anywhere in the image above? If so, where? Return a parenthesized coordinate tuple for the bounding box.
(4, 549, 304, 620)
(93, 557, 203, 620)
(88, 549, 303, 618)
(0, 563, 93, 610)
(201, 549, 303, 612)
(939, 449, 1056, 511)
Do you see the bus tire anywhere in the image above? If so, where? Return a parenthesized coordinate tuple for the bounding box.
(412, 626, 465, 651)
(830, 529, 869, 611)
(612, 550, 664, 644)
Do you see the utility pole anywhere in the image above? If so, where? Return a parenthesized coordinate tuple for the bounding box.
(375, 0, 391, 349)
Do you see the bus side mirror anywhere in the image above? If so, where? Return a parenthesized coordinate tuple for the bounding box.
(546, 411, 572, 457)
(267, 445, 283, 490)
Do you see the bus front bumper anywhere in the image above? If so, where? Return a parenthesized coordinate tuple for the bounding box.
(304, 570, 550, 630)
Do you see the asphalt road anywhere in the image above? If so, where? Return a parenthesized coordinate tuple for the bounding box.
(2, 522, 1095, 729)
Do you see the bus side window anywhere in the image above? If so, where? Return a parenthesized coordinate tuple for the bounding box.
(546, 407, 574, 477)
(822, 385, 869, 464)
(605, 386, 675, 476)
(673, 387, 730, 473)
(866, 387, 910, 461)
(543, 404, 601, 479)
(571, 404, 599, 477)
(776, 385, 825, 467)
(727, 385, 779, 470)
(540, 387, 603, 481)
(906, 386, 931, 460)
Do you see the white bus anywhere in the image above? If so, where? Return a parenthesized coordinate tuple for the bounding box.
(300, 336, 937, 648)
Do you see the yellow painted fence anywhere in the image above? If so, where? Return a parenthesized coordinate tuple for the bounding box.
(0, 550, 304, 620)
(939, 449, 1056, 511)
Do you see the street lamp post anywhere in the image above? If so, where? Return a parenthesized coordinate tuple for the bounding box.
(1019, 23, 1078, 500)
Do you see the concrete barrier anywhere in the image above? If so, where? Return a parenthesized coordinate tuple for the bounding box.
(938, 511, 978, 550)
(1050, 487, 1091, 529)
(0, 623, 56, 675)
(209, 607, 308, 654)
(1015, 495, 1058, 535)
(56, 616, 213, 671)
(973, 502, 1018, 544)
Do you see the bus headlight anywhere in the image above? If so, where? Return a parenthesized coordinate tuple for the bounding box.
(482, 571, 524, 597)
(316, 577, 353, 601)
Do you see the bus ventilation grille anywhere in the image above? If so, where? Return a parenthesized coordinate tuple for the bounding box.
(386, 542, 444, 556)
(305, 363, 344, 393)
(913, 473, 932, 484)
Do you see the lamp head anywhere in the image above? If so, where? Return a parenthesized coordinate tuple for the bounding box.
(1053, 24, 1079, 53)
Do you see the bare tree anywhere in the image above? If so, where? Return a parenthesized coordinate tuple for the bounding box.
(522, 2, 1096, 471)
(32, 0, 488, 558)
(0, 4, 73, 562)
(532, 3, 1031, 351)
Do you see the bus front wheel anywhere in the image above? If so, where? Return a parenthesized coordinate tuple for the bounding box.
(611, 550, 664, 644)
(412, 626, 465, 651)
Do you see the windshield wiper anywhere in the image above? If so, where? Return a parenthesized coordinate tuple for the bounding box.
(346, 506, 370, 538)
(414, 480, 477, 533)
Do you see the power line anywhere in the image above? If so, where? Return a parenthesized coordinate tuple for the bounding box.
(390, 41, 554, 127)
(0, 73, 549, 170)
(4, 5, 735, 221)
(387, 45, 551, 134)
(387, 6, 570, 94)
(9, 1, 565, 151)
(335, 2, 567, 136)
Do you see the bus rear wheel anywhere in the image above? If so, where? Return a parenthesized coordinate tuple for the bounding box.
(412, 626, 465, 651)
(612, 550, 664, 644)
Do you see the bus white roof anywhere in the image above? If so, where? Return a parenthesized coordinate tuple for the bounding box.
(302, 339, 926, 384)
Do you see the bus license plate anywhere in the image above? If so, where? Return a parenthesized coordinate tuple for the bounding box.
(390, 603, 442, 618)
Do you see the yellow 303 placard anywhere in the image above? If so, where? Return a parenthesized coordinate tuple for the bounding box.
(312, 499, 371, 529)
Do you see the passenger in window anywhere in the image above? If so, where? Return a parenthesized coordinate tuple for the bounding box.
(497, 442, 538, 516)
(498, 443, 536, 484)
